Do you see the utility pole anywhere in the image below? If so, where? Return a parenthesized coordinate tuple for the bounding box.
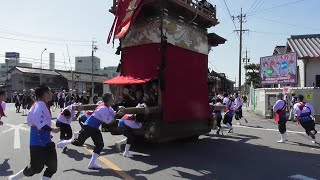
(233, 8, 248, 93)
(243, 49, 250, 94)
(91, 39, 98, 99)
(66, 44, 74, 90)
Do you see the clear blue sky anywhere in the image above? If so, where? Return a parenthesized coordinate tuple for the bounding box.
(0, 0, 319, 84)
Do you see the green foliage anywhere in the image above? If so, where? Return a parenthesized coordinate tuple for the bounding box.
(244, 63, 261, 88)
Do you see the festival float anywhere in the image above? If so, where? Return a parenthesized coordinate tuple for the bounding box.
(75, 0, 226, 143)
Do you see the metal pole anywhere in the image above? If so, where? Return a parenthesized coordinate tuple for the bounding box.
(91, 41, 94, 98)
(40, 48, 47, 85)
(238, 8, 243, 93)
(244, 49, 248, 94)
(66, 44, 74, 89)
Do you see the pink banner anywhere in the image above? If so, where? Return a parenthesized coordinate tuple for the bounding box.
(260, 52, 297, 85)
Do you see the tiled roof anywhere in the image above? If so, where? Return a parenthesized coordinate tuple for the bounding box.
(56, 70, 108, 83)
(15, 67, 59, 76)
(287, 34, 320, 59)
(273, 46, 286, 55)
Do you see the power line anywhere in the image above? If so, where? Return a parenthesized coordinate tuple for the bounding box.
(246, 0, 260, 14)
(250, 30, 290, 36)
(250, 16, 320, 31)
(0, 36, 91, 46)
(248, 1, 264, 15)
(222, 0, 239, 36)
(248, 0, 306, 16)
(0, 28, 91, 43)
(0, 54, 73, 65)
(208, 60, 221, 73)
(232, 8, 249, 93)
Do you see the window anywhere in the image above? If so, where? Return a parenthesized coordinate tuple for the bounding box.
(78, 60, 82, 63)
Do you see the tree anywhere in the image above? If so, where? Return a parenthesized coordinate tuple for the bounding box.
(244, 63, 261, 88)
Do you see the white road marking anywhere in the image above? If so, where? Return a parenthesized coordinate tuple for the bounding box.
(233, 125, 306, 134)
(289, 174, 316, 180)
(14, 127, 20, 149)
(0, 124, 29, 149)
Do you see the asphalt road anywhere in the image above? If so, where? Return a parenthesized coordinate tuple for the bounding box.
(0, 104, 319, 180)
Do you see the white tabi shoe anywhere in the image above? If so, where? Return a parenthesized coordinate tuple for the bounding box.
(8, 170, 25, 180)
(123, 144, 134, 158)
(88, 153, 102, 170)
(283, 132, 288, 141)
(73, 131, 79, 139)
(277, 134, 285, 143)
(123, 151, 134, 158)
(57, 139, 72, 149)
(115, 138, 127, 152)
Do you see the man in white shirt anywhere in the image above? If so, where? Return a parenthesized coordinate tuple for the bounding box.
(57, 93, 123, 169)
(0, 90, 7, 126)
(9, 85, 60, 180)
(233, 93, 248, 125)
(273, 93, 288, 143)
(294, 94, 318, 144)
(222, 93, 234, 133)
(56, 104, 80, 153)
(57, 91, 66, 112)
(115, 103, 145, 158)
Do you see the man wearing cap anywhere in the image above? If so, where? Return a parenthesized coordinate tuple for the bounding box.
(293, 94, 318, 144)
(273, 93, 288, 143)
(288, 91, 297, 121)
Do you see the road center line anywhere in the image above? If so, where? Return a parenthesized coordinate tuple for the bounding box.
(52, 121, 133, 179)
(84, 145, 135, 180)
(14, 127, 21, 149)
(232, 125, 306, 134)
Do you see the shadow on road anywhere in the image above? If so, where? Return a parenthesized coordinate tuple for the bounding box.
(63, 168, 116, 177)
(288, 141, 320, 149)
(119, 134, 320, 180)
(0, 159, 13, 177)
(61, 148, 91, 161)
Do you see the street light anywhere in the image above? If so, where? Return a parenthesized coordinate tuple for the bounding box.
(40, 48, 47, 85)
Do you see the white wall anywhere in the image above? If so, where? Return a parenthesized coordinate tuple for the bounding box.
(253, 87, 320, 118)
(305, 59, 320, 87)
(75, 56, 100, 73)
(103, 84, 110, 94)
(297, 59, 305, 87)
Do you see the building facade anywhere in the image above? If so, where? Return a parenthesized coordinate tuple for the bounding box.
(273, 34, 320, 87)
(0, 58, 32, 85)
(75, 56, 100, 73)
(98, 66, 119, 78)
(56, 70, 108, 96)
(7, 67, 68, 97)
(208, 70, 235, 96)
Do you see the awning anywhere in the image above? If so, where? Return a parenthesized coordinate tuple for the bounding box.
(207, 33, 227, 47)
(104, 76, 152, 85)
